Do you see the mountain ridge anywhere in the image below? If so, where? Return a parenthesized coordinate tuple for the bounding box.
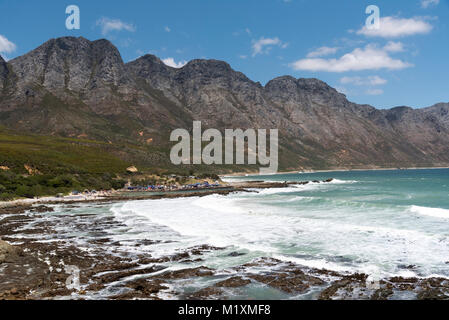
(1, 36, 449, 172)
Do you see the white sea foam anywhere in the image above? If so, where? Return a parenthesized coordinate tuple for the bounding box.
(109, 190, 449, 279)
(107, 168, 449, 279)
(272, 255, 354, 273)
(330, 179, 358, 184)
(409, 205, 449, 219)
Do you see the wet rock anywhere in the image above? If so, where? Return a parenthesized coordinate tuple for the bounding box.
(214, 276, 251, 288)
(228, 251, 246, 257)
(318, 280, 351, 300)
(398, 264, 417, 270)
(189, 244, 225, 256)
(188, 287, 223, 300)
(417, 288, 448, 300)
(318, 274, 369, 300)
(158, 267, 215, 280)
(389, 277, 419, 284)
(120, 278, 169, 298)
(96, 266, 166, 284)
(29, 206, 54, 213)
(0, 240, 17, 263)
(0, 205, 32, 215)
(137, 239, 161, 246)
(249, 270, 324, 294)
(170, 252, 190, 261)
(371, 285, 394, 300)
(180, 258, 204, 264)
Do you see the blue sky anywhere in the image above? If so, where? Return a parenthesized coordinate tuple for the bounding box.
(0, 0, 448, 109)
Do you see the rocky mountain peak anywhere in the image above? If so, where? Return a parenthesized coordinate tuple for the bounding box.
(0, 55, 8, 90)
(9, 36, 129, 93)
(296, 77, 338, 93)
(265, 76, 299, 93)
(175, 59, 252, 85)
(126, 54, 173, 79)
(183, 59, 232, 71)
(265, 75, 348, 110)
(2, 37, 449, 170)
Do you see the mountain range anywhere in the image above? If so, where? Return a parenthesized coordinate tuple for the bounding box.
(1, 36, 449, 172)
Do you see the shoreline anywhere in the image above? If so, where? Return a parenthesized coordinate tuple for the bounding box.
(0, 180, 311, 208)
(2, 194, 449, 300)
(221, 166, 449, 178)
(2, 166, 449, 207)
(2, 177, 449, 300)
(0, 187, 236, 208)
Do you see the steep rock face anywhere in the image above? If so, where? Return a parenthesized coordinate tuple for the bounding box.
(1, 37, 191, 141)
(264, 76, 410, 165)
(374, 105, 449, 162)
(128, 57, 273, 129)
(9, 37, 132, 92)
(128, 56, 449, 167)
(0, 55, 8, 91)
(8, 37, 137, 113)
(1, 36, 449, 170)
(126, 54, 175, 90)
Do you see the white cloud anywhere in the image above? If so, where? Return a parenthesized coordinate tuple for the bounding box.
(251, 37, 287, 57)
(0, 35, 17, 54)
(290, 44, 412, 72)
(421, 0, 439, 8)
(356, 16, 433, 38)
(340, 75, 387, 86)
(162, 57, 187, 68)
(96, 17, 136, 35)
(365, 88, 384, 95)
(383, 41, 405, 52)
(164, 26, 171, 32)
(239, 55, 248, 59)
(307, 46, 339, 58)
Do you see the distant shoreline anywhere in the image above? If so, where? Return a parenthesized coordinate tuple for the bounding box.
(2, 166, 449, 207)
(221, 166, 449, 178)
(0, 187, 237, 208)
(0, 180, 313, 208)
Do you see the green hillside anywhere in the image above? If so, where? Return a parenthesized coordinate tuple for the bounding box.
(0, 127, 133, 200)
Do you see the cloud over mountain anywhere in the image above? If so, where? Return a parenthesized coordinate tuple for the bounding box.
(290, 44, 412, 72)
(356, 16, 433, 38)
(96, 17, 136, 35)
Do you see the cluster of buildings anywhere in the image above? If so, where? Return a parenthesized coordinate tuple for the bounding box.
(125, 181, 222, 192)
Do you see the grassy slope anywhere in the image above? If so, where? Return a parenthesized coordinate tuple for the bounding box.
(0, 127, 130, 175)
(0, 127, 135, 200)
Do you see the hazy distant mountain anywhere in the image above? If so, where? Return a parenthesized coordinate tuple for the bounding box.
(1, 36, 449, 171)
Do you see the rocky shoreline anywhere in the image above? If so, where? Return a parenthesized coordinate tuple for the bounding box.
(1, 181, 449, 300)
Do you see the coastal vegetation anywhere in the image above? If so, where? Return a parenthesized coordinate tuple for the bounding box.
(0, 127, 225, 201)
(0, 128, 128, 200)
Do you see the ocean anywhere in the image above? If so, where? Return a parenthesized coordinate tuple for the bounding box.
(46, 168, 449, 299)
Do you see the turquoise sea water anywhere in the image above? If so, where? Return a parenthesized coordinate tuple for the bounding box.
(43, 169, 449, 298)
(219, 169, 449, 277)
(109, 169, 449, 282)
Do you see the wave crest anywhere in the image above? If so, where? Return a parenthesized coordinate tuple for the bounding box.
(409, 205, 449, 219)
